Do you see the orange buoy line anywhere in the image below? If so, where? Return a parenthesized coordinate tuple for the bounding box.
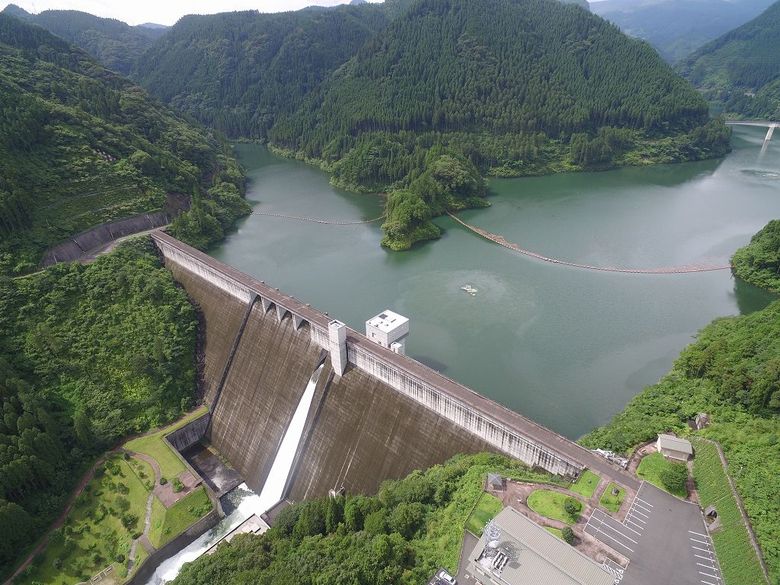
(254, 211, 385, 225)
(447, 212, 731, 275)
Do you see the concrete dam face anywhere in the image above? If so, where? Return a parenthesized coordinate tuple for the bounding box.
(153, 232, 637, 504)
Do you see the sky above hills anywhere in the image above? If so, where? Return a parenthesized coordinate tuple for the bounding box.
(1, 0, 383, 25)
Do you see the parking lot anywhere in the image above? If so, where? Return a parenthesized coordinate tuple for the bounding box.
(585, 482, 723, 585)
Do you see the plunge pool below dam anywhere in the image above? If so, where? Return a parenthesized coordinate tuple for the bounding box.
(213, 126, 780, 440)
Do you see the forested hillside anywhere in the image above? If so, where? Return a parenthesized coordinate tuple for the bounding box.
(0, 13, 248, 275)
(135, 5, 390, 139)
(581, 300, 780, 583)
(271, 0, 729, 249)
(170, 453, 558, 585)
(591, 0, 775, 63)
(679, 0, 780, 119)
(732, 220, 780, 292)
(1, 4, 165, 75)
(0, 239, 198, 578)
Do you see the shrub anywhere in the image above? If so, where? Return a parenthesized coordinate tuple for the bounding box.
(121, 513, 138, 530)
(172, 478, 184, 493)
(660, 463, 688, 495)
(364, 510, 389, 535)
(564, 497, 581, 519)
(390, 502, 426, 539)
(561, 527, 576, 545)
(160, 477, 168, 485)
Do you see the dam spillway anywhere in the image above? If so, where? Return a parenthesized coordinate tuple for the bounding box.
(152, 231, 640, 500)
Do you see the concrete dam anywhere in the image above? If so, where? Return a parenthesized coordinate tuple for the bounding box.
(151, 231, 638, 504)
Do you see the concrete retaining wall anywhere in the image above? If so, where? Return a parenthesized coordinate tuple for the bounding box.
(126, 509, 221, 585)
(166, 414, 211, 453)
(42, 211, 170, 266)
(152, 232, 641, 487)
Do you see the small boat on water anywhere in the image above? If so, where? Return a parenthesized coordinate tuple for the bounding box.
(460, 284, 478, 296)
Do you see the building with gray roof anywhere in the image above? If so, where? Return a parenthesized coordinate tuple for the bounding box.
(656, 434, 693, 461)
(469, 506, 613, 585)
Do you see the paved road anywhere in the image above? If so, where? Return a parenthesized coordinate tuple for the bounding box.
(585, 483, 722, 585)
(456, 531, 479, 584)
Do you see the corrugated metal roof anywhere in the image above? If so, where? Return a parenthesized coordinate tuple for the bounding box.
(657, 434, 693, 454)
(469, 507, 613, 585)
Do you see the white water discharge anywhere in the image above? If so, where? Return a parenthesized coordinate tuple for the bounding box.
(146, 364, 324, 585)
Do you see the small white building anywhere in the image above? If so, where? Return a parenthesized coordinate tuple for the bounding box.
(366, 309, 409, 355)
(656, 434, 693, 462)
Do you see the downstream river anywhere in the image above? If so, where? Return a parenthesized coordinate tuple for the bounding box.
(213, 127, 779, 439)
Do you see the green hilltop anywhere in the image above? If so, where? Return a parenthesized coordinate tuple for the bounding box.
(0, 4, 166, 75)
(0, 13, 247, 275)
(134, 5, 391, 139)
(679, 0, 780, 119)
(269, 0, 730, 249)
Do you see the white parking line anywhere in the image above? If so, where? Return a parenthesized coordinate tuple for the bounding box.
(632, 501, 653, 513)
(590, 517, 638, 544)
(700, 580, 718, 585)
(586, 524, 635, 553)
(618, 521, 642, 536)
(692, 545, 712, 553)
(697, 562, 718, 569)
(630, 507, 649, 518)
(625, 518, 646, 529)
(690, 537, 709, 545)
(689, 530, 709, 538)
(634, 496, 654, 508)
(626, 513, 646, 524)
(698, 571, 719, 579)
(695, 553, 715, 560)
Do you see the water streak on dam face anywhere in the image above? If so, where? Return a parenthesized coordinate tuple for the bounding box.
(257, 363, 323, 511)
(152, 232, 640, 503)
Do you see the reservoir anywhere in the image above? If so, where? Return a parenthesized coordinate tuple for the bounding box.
(212, 127, 779, 440)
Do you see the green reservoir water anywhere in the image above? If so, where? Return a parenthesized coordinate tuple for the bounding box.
(213, 127, 780, 439)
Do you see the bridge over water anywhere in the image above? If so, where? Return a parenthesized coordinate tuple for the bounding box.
(725, 120, 777, 152)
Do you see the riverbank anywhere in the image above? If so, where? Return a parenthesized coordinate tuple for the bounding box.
(267, 120, 732, 250)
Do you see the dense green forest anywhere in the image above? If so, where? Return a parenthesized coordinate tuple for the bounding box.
(0, 13, 248, 276)
(269, 0, 729, 248)
(134, 6, 391, 139)
(171, 453, 558, 585)
(1, 4, 166, 75)
(591, 0, 775, 63)
(679, 0, 780, 119)
(732, 220, 780, 293)
(0, 239, 198, 578)
(130, 0, 731, 250)
(581, 300, 780, 583)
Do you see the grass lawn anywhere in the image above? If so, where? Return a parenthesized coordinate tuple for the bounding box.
(125, 407, 207, 479)
(411, 458, 568, 576)
(149, 487, 212, 549)
(127, 455, 156, 491)
(637, 452, 688, 498)
(545, 527, 564, 539)
(599, 483, 626, 513)
(527, 490, 581, 525)
(19, 456, 149, 585)
(465, 493, 503, 535)
(570, 470, 600, 499)
(692, 439, 766, 585)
